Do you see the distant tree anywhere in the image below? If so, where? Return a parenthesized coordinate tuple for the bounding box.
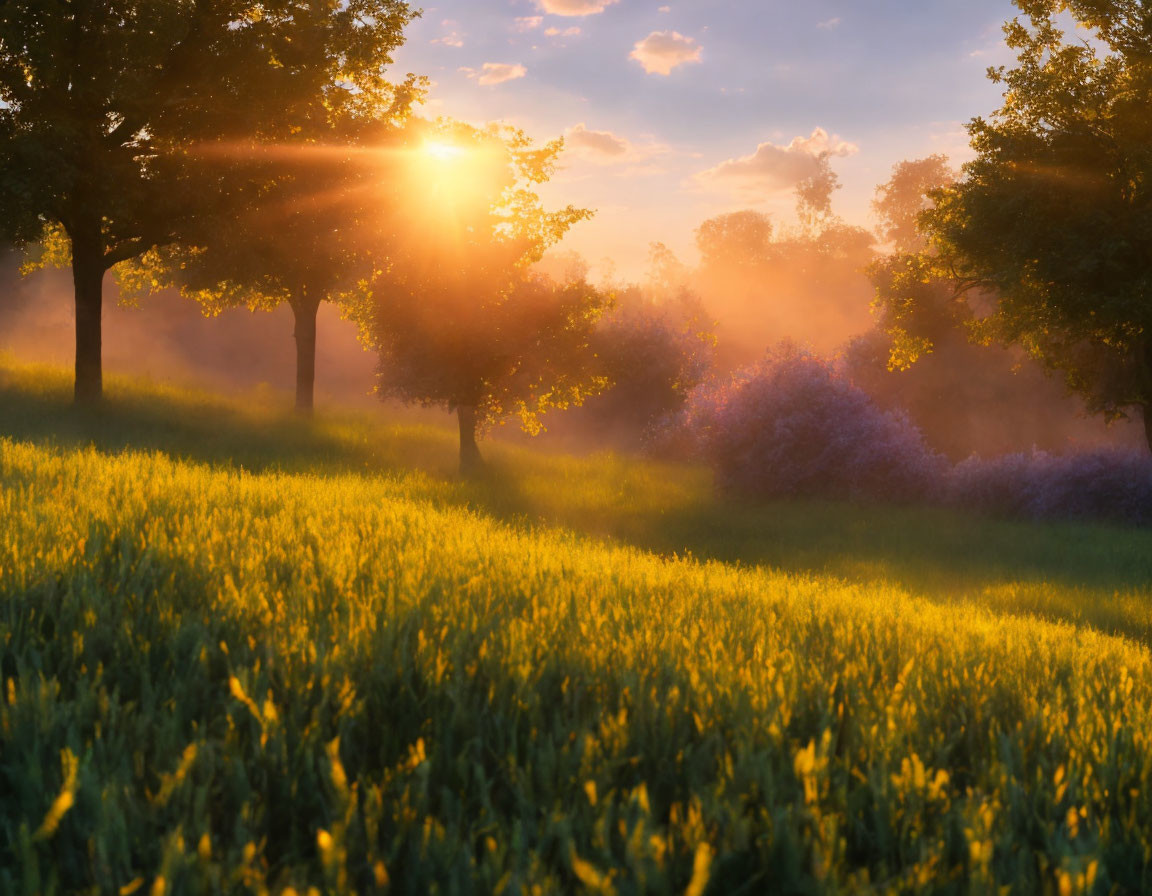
(0, 0, 416, 405)
(579, 286, 714, 449)
(866, 157, 968, 371)
(873, 155, 955, 253)
(922, 1, 1152, 451)
(366, 124, 606, 476)
(692, 205, 874, 365)
(124, 112, 417, 415)
(534, 249, 590, 285)
(696, 211, 775, 277)
(795, 154, 841, 235)
(646, 242, 691, 298)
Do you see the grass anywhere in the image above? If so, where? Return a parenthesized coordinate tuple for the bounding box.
(2, 361, 1151, 894)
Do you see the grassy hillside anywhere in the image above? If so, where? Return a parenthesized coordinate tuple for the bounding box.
(2, 363, 1152, 894)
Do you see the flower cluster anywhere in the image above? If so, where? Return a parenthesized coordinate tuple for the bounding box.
(667, 343, 1152, 526)
(665, 344, 945, 503)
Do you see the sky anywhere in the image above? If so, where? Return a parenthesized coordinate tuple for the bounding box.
(390, 0, 1022, 279)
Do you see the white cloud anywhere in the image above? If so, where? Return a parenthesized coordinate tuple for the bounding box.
(514, 16, 543, 32)
(536, 0, 618, 15)
(432, 31, 464, 47)
(696, 128, 859, 194)
(817, 17, 841, 29)
(461, 63, 528, 86)
(546, 26, 582, 37)
(630, 31, 702, 75)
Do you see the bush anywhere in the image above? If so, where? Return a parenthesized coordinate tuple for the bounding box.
(546, 288, 714, 449)
(948, 449, 1152, 526)
(668, 344, 946, 502)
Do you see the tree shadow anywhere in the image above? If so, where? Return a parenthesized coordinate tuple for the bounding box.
(0, 368, 459, 477)
(3, 366, 1151, 645)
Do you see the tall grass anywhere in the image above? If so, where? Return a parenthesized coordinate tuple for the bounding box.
(2, 362, 1152, 893)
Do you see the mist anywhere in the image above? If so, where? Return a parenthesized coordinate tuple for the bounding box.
(0, 251, 379, 408)
(2, 234, 1143, 461)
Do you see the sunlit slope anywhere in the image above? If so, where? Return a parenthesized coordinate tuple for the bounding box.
(2, 361, 1151, 637)
(2, 366, 1152, 892)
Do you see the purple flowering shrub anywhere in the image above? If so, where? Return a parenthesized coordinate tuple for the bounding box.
(666, 344, 946, 502)
(948, 449, 1152, 526)
(664, 343, 1152, 525)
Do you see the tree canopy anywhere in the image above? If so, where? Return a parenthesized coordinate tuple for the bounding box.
(922, 0, 1152, 450)
(366, 122, 606, 475)
(122, 110, 420, 414)
(0, 0, 417, 403)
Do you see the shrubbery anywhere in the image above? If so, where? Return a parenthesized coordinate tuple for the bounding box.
(542, 288, 714, 449)
(661, 344, 945, 502)
(949, 449, 1152, 527)
(666, 343, 1152, 526)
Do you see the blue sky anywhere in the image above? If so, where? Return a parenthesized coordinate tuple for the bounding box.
(391, 0, 1021, 278)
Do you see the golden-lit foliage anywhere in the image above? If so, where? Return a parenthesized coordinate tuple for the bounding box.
(363, 120, 604, 453)
(2, 367, 1152, 892)
(381, 119, 587, 263)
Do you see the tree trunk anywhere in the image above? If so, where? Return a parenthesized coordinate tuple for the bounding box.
(71, 224, 106, 406)
(1144, 339, 1152, 454)
(457, 405, 485, 477)
(291, 295, 321, 415)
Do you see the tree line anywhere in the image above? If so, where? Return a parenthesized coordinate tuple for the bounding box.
(2, 0, 1151, 464)
(0, 1, 610, 473)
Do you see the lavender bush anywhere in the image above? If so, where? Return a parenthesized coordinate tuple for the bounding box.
(665, 344, 946, 503)
(949, 449, 1152, 526)
(663, 343, 1152, 526)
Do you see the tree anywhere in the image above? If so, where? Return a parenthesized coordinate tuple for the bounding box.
(867, 157, 969, 372)
(366, 123, 606, 476)
(692, 205, 874, 365)
(0, 0, 416, 405)
(695, 211, 775, 277)
(579, 285, 714, 449)
(873, 155, 955, 253)
(922, 0, 1152, 451)
(124, 111, 417, 414)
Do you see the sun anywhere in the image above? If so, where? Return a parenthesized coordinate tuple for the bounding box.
(424, 140, 464, 162)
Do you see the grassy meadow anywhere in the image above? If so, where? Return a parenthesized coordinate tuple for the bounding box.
(2, 362, 1152, 894)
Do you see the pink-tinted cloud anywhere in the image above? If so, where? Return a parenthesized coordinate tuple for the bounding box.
(696, 128, 859, 194)
(536, 0, 618, 15)
(630, 31, 702, 75)
(461, 63, 528, 86)
(565, 123, 630, 159)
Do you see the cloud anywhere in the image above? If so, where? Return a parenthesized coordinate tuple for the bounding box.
(514, 16, 543, 32)
(546, 26, 582, 37)
(565, 123, 630, 159)
(461, 63, 528, 86)
(563, 124, 671, 170)
(536, 0, 618, 15)
(630, 31, 702, 75)
(432, 31, 464, 47)
(696, 128, 858, 194)
(817, 17, 841, 29)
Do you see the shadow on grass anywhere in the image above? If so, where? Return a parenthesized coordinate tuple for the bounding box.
(0, 366, 460, 477)
(3, 364, 1152, 635)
